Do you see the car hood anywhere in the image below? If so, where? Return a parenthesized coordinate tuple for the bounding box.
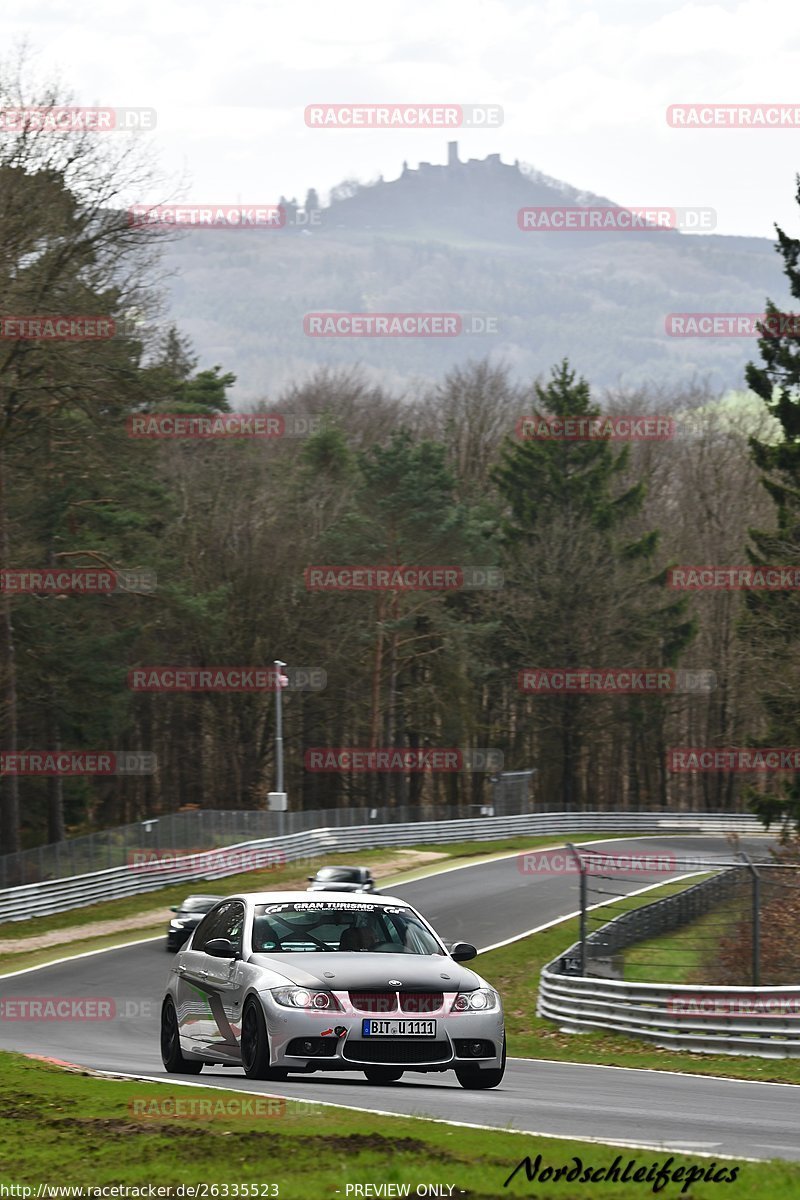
(248, 952, 482, 992)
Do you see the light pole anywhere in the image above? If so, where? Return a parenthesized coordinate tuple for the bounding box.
(270, 660, 289, 810)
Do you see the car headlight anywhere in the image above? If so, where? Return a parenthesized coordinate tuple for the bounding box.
(271, 987, 342, 1011)
(451, 989, 499, 1012)
(169, 920, 186, 929)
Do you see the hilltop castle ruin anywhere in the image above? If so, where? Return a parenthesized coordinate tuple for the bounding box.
(400, 141, 520, 177)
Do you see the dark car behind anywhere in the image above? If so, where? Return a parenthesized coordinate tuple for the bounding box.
(165, 894, 224, 951)
(307, 865, 376, 893)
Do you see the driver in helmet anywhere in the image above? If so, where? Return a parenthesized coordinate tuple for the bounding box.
(340, 915, 383, 951)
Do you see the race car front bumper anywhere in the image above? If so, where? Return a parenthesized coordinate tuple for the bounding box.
(262, 991, 505, 1072)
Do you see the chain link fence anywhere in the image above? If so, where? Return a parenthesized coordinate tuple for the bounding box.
(0, 772, 536, 889)
(559, 843, 800, 986)
(540, 844, 800, 1054)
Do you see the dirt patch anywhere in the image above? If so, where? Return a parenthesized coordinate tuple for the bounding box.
(301, 1132, 457, 1159)
(0, 908, 171, 954)
(44, 1119, 454, 1159)
(0, 849, 448, 954)
(54, 1116, 204, 1139)
(372, 849, 446, 874)
(0, 1092, 79, 1119)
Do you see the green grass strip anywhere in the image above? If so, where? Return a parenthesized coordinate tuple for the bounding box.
(0, 1052, 796, 1197)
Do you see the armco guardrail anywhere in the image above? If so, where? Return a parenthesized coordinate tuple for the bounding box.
(538, 865, 800, 1057)
(0, 810, 764, 923)
(537, 967, 800, 1057)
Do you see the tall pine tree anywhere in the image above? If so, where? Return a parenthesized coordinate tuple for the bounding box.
(493, 361, 695, 809)
(744, 176, 800, 829)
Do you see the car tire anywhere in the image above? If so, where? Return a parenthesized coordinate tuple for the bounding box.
(454, 1035, 506, 1090)
(161, 996, 203, 1074)
(363, 1067, 404, 1084)
(241, 998, 288, 1081)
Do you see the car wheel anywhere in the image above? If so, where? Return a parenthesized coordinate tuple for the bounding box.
(363, 1067, 404, 1084)
(454, 1035, 506, 1090)
(241, 998, 288, 1081)
(161, 996, 203, 1074)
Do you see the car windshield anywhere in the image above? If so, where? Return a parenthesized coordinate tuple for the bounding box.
(314, 868, 359, 881)
(181, 897, 219, 912)
(252, 901, 444, 955)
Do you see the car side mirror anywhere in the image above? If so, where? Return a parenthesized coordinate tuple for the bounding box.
(170, 906, 179, 912)
(450, 942, 478, 962)
(307, 877, 315, 882)
(205, 938, 237, 959)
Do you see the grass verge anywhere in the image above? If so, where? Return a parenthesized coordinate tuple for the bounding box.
(624, 897, 747, 985)
(475, 879, 800, 1085)
(0, 1052, 796, 1197)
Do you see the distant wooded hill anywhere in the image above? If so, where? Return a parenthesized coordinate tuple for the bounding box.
(156, 143, 790, 400)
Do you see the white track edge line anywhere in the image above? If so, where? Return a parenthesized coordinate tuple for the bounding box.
(0, 934, 162, 979)
(88, 1068, 762, 1163)
(505, 1055, 800, 1089)
(476, 870, 710, 952)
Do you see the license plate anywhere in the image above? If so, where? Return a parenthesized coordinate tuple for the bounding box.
(362, 1019, 436, 1037)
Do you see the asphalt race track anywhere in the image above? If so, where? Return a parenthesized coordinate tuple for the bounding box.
(2, 835, 798, 1161)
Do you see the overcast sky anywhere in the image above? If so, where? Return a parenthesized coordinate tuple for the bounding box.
(3, 0, 800, 238)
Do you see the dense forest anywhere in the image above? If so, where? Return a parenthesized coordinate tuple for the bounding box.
(2, 68, 800, 853)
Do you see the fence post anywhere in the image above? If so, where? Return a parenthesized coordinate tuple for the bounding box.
(740, 852, 761, 987)
(566, 842, 587, 975)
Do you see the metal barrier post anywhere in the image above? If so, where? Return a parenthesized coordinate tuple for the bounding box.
(566, 841, 587, 975)
(740, 852, 761, 987)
